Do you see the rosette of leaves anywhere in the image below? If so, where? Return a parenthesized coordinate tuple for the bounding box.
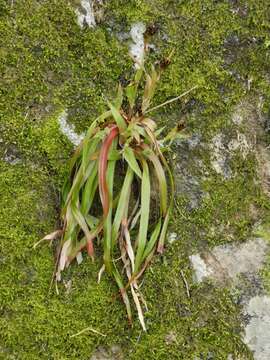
(42, 66, 176, 330)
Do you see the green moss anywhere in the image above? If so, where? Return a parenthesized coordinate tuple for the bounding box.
(1, 0, 270, 358)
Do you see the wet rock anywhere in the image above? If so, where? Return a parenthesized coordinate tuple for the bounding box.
(230, 2, 248, 17)
(175, 171, 206, 210)
(264, 113, 270, 133)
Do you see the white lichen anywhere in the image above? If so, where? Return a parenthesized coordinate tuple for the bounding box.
(189, 254, 213, 282)
(76, 0, 96, 28)
(58, 110, 84, 147)
(129, 22, 146, 68)
(168, 232, 178, 244)
(227, 132, 251, 159)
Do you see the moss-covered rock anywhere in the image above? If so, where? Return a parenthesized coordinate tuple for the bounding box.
(1, 0, 270, 359)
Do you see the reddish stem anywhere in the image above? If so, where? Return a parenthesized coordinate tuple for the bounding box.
(98, 125, 119, 217)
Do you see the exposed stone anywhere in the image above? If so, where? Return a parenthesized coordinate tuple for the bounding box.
(174, 135, 207, 210)
(190, 238, 270, 359)
(243, 296, 270, 360)
(189, 238, 269, 284)
(210, 133, 233, 179)
(210, 131, 251, 178)
(256, 144, 270, 197)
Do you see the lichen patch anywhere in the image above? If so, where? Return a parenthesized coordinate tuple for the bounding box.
(58, 110, 84, 147)
(76, 0, 96, 28)
(129, 22, 146, 68)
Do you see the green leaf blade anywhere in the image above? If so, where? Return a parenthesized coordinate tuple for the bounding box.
(123, 147, 142, 179)
(134, 159, 150, 273)
(107, 101, 127, 133)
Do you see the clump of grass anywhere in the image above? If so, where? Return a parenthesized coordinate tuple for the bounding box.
(39, 62, 192, 330)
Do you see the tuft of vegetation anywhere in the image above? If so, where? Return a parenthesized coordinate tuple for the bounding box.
(38, 63, 184, 330)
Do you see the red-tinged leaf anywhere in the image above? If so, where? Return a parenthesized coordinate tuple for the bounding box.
(98, 126, 119, 217)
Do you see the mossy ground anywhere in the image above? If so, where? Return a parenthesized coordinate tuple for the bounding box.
(1, 1, 270, 359)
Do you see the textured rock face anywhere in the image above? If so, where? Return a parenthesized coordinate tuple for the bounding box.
(190, 238, 269, 284)
(243, 296, 270, 360)
(189, 238, 270, 360)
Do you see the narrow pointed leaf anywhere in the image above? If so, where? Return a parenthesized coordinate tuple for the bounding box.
(112, 166, 134, 245)
(103, 139, 117, 274)
(112, 268, 132, 324)
(126, 68, 143, 109)
(123, 147, 142, 178)
(134, 159, 150, 273)
(107, 101, 127, 133)
(147, 150, 168, 216)
(142, 218, 162, 260)
(114, 83, 123, 109)
(81, 161, 98, 215)
(157, 156, 175, 253)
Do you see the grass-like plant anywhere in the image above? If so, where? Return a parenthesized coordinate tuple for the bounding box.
(39, 63, 190, 330)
